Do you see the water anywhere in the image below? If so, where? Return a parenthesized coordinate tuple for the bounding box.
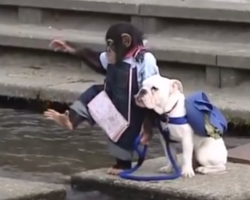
(0, 108, 164, 200)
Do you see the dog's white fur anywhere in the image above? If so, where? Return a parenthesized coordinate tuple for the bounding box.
(135, 74, 228, 178)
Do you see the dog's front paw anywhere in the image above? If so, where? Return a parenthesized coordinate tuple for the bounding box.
(158, 165, 173, 174)
(181, 165, 195, 178)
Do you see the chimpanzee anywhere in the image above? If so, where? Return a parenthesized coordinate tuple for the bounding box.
(44, 22, 159, 175)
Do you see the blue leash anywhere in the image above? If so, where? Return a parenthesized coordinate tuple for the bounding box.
(119, 119, 181, 181)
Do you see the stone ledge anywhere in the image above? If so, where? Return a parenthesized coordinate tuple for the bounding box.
(228, 143, 250, 165)
(0, 59, 248, 119)
(140, 0, 250, 23)
(0, 0, 140, 15)
(18, 7, 43, 24)
(2, 23, 250, 71)
(71, 157, 250, 200)
(0, 75, 249, 121)
(0, 177, 66, 200)
(1, 0, 250, 23)
(0, 23, 242, 67)
(1, 23, 250, 87)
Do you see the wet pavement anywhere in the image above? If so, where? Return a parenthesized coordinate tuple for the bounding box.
(0, 108, 249, 200)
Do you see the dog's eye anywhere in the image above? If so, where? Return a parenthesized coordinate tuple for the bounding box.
(151, 86, 158, 91)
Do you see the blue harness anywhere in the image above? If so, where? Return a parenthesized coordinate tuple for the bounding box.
(119, 91, 227, 181)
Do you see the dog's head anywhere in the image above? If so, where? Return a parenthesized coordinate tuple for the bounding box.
(135, 75, 183, 114)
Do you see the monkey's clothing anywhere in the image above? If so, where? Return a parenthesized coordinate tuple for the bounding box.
(69, 49, 159, 169)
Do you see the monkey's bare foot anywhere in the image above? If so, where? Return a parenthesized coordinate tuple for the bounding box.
(44, 109, 73, 130)
(107, 168, 123, 175)
(107, 160, 132, 176)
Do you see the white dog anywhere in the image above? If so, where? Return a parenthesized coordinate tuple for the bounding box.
(135, 74, 228, 178)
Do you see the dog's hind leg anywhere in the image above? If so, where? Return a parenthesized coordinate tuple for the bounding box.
(158, 134, 179, 173)
(195, 137, 227, 175)
(195, 165, 226, 174)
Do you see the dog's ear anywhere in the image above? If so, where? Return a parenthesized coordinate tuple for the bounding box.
(171, 79, 183, 92)
(164, 79, 183, 112)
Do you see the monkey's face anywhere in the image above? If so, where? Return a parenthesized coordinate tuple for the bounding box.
(105, 37, 127, 64)
(105, 37, 131, 64)
(105, 24, 137, 63)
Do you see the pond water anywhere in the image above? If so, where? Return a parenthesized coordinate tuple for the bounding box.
(0, 108, 164, 200)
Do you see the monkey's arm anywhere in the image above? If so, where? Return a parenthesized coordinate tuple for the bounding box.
(66, 42, 106, 75)
(75, 48, 106, 75)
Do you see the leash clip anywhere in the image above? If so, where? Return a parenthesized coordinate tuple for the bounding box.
(165, 114, 169, 123)
(162, 114, 169, 132)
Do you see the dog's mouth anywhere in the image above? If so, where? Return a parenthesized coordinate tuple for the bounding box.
(135, 88, 156, 109)
(135, 95, 146, 107)
(135, 95, 155, 109)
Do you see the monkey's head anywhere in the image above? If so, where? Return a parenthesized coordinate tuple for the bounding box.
(105, 23, 145, 64)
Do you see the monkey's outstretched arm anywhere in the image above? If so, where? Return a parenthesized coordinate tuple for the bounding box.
(67, 42, 106, 75)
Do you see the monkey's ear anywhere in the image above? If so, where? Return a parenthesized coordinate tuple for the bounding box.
(121, 33, 132, 47)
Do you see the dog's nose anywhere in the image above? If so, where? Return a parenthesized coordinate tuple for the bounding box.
(139, 88, 147, 96)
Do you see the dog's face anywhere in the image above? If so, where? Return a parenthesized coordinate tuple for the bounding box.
(135, 75, 183, 115)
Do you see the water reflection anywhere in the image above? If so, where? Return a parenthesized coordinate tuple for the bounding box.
(0, 108, 163, 200)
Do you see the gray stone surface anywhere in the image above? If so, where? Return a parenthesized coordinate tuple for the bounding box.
(130, 16, 144, 33)
(217, 51, 250, 69)
(206, 66, 220, 87)
(0, 59, 249, 121)
(0, 177, 66, 200)
(0, 23, 241, 67)
(131, 16, 165, 34)
(0, 0, 140, 15)
(1, 19, 250, 73)
(0, 53, 101, 102)
(220, 68, 242, 87)
(140, 0, 250, 23)
(1, 22, 250, 72)
(71, 157, 250, 200)
(1, 0, 250, 23)
(18, 7, 43, 24)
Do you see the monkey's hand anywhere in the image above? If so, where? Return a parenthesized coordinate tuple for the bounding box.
(140, 121, 154, 145)
(49, 39, 76, 54)
(140, 130, 153, 145)
(140, 110, 156, 145)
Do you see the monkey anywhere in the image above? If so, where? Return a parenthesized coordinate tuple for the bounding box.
(44, 22, 159, 175)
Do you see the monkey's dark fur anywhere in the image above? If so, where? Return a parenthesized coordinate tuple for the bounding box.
(105, 22, 145, 63)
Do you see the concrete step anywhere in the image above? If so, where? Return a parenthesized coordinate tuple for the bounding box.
(0, 23, 250, 87)
(1, 0, 250, 25)
(0, 177, 65, 200)
(228, 143, 250, 164)
(0, 50, 249, 124)
(140, 0, 250, 23)
(71, 158, 250, 200)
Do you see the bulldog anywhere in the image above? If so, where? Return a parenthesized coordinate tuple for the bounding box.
(135, 74, 228, 178)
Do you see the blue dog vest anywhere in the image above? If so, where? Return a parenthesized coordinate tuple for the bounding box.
(168, 91, 227, 137)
